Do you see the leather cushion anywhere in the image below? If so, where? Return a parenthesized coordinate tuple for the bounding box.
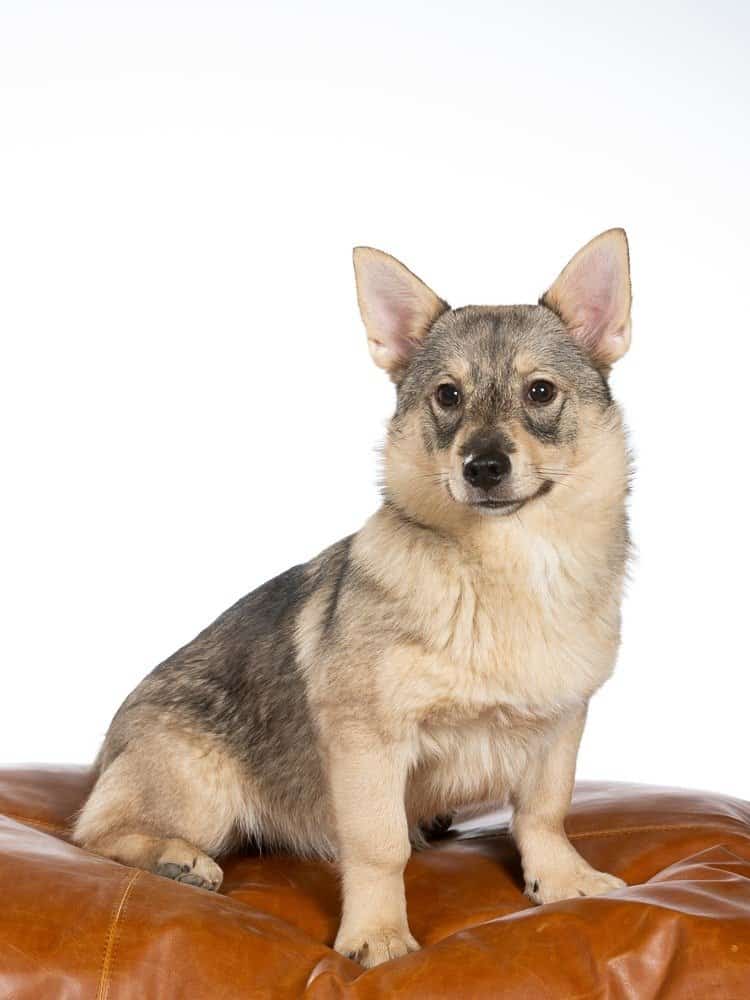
(1, 766, 750, 997)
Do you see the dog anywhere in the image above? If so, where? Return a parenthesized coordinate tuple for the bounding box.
(74, 228, 632, 968)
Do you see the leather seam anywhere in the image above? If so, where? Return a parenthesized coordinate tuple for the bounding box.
(97, 869, 141, 1000)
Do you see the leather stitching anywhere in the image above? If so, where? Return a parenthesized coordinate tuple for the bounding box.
(97, 869, 141, 1000)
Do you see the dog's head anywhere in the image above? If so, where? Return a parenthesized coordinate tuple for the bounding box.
(353, 230, 632, 528)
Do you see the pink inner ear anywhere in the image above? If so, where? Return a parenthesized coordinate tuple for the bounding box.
(566, 248, 624, 347)
(369, 283, 419, 358)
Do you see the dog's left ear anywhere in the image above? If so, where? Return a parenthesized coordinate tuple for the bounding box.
(353, 247, 449, 378)
(541, 228, 632, 367)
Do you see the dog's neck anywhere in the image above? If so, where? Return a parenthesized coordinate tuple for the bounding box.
(353, 483, 628, 685)
(373, 489, 623, 574)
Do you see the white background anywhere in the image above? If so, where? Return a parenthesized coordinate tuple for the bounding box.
(1, 2, 748, 797)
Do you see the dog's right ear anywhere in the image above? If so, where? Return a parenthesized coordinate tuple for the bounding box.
(353, 247, 448, 378)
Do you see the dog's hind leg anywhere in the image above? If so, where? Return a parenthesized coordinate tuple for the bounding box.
(73, 724, 251, 892)
(84, 830, 224, 890)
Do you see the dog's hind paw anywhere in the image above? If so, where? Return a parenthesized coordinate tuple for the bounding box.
(154, 839, 223, 892)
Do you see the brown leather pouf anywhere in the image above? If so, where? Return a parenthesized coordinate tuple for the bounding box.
(1, 766, 749, 997)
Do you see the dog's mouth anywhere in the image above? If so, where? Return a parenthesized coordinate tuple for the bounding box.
(472, 498, 523, 509)
(448, 479, 554, 514)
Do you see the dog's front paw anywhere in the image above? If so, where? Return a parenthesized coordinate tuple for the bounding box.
(526, 864, 625, 905)
(334, 924, 420, 968)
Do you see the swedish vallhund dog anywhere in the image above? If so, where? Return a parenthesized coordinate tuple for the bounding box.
(75, 229, 633, 968)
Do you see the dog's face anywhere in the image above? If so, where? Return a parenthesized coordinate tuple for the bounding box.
(354, 230, 632, 524)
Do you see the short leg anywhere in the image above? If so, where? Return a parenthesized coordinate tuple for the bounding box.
(330, 735, 419, 968)
(87, 831, 223, 890)
(512, 705, 626, 905)
(73, 732, 243, 892)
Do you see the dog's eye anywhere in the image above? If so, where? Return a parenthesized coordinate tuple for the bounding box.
(435, 383, 462, 408)
(527, 380, 557, 405)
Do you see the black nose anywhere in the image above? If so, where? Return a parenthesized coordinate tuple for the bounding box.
(463, 451, 511, 491)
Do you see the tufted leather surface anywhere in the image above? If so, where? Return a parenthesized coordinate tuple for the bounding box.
(2, 767, 750, 997)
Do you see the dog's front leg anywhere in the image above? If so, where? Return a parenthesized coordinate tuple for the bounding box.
(330, 733, 418, 968)
(512, 705, 626, 904)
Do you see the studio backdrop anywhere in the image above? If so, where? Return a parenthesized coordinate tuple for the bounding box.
(1, 1, 748, 797)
